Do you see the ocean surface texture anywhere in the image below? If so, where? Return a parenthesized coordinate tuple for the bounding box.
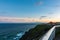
(0, 23, 38, 40)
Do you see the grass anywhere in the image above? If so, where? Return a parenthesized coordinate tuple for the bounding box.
(19, 24, 52, 40)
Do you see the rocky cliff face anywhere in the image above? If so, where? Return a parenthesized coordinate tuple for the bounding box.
(19, 24, 52, 40)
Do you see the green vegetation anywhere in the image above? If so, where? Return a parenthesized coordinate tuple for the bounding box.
(54, 27, 60, 40)
(19, 24, 53, 40)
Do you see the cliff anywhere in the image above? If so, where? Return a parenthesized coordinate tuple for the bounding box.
(19, 24, 53, 40)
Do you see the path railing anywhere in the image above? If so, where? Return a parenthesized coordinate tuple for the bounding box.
(39, 25, 60, 40)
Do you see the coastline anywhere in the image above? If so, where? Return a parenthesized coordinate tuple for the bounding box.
(20, 23, 53, 40)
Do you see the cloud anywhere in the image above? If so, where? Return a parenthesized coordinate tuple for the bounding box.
(0, 12, 7, 14)
(40, 16, 47, 19)
(0, 16, 40, 23)
(48, 12, 54, 15)
(0, 16, 60, 23)
(35, 1, 43, 6)
(55, 5, 60, 7)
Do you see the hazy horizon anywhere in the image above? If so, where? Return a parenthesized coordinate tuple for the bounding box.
(0, 0, 60, 22)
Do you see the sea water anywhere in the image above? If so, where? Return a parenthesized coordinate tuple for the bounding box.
(0, 23, 38, 40)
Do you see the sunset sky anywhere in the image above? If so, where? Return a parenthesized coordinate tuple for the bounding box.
(0, 0, 60, 22)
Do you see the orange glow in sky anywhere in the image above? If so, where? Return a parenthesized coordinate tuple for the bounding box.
(0, 16, 60, 23)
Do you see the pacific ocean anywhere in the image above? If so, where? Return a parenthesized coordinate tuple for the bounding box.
(0, 23, 40, 40)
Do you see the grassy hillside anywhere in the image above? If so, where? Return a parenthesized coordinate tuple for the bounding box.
(54, 27, 60, 40)
(19, 24, 53, 40)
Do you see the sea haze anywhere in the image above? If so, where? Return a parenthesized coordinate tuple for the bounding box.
(0, 23, 41, 40)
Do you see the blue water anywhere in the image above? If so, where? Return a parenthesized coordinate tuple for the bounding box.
(0, 23, 39, 40)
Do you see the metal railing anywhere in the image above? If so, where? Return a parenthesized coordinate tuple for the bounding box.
(39, 26, 55, 40)
(39, 25, 60, 40)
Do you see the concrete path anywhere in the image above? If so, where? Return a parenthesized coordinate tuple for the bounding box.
(39, 25, 60, 40)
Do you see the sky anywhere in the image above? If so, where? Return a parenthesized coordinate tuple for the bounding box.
(0, 0, 60, 22)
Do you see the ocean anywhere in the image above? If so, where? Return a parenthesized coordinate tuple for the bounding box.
(0, 23, 39, 40)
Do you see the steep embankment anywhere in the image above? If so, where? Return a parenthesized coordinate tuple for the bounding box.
(19, 24, 53, 40)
